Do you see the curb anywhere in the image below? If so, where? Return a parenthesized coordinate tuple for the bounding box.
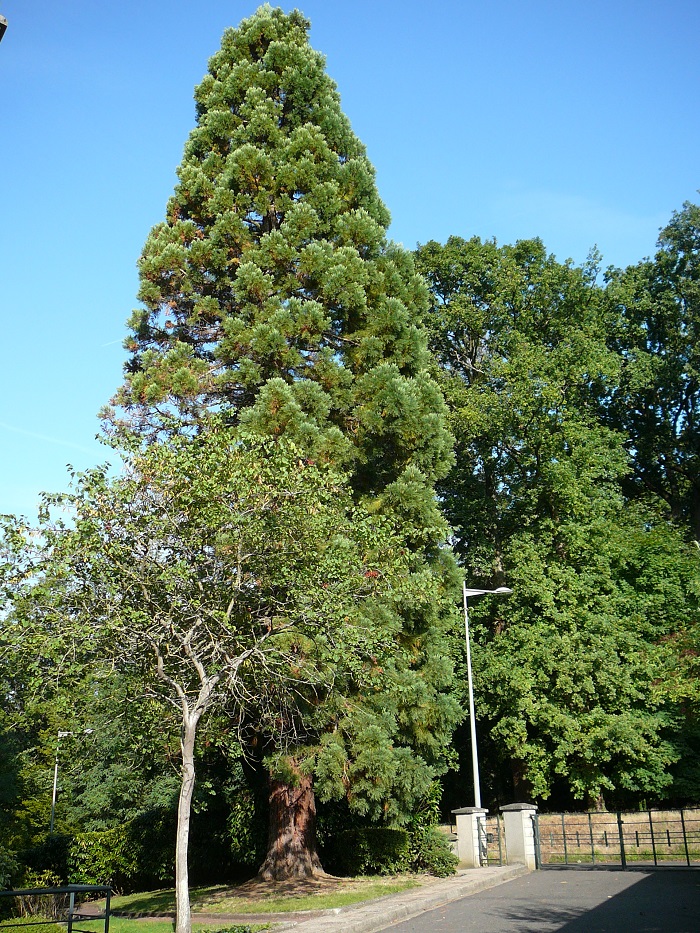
(283, 864, 530, 932)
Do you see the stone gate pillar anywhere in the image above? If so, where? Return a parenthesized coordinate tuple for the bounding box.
(501, 802, 538, 869)
(451, 806, 488, 867)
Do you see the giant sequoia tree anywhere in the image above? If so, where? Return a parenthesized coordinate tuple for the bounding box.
(106, 6, 460, 880)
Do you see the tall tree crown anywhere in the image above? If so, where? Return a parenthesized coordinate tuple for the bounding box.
(604, 201, 700, 538)
(112, 4, 452, 493)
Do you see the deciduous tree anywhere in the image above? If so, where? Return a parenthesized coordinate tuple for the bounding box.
(7, 426, 427, 929)
(416, 236, 700, 807)
(604, 201, 700, 539)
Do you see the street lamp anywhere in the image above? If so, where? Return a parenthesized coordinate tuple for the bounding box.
(49, 729, 94, 834)
(462, 584, 512, 808)
(0, 15, 7, 43)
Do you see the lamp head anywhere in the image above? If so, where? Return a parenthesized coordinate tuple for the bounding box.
(0, 16, 7, 43)
(463, 584, 513, 598)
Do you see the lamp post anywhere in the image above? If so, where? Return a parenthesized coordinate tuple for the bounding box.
(462, 584, 512, 808)
(49, 729, 94, 834)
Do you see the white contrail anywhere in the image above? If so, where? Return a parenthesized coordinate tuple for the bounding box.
(0, 421, 99, 456)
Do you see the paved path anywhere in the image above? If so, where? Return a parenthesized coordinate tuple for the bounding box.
(379, 867, 700, 933)
(288, 865, 528, 932)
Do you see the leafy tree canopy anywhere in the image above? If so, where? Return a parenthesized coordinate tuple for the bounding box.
(604, 201, 700, 540)
(416, 234, 700, 807)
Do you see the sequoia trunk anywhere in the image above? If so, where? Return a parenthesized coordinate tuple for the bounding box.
(258, 764, 324, 880)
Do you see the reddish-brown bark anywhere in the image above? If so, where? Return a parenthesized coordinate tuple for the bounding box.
(258, 763, 325, 880)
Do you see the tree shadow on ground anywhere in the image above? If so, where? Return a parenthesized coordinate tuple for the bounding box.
(495, 868, 700, 933)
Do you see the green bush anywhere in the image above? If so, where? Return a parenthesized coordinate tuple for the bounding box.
(405, 781, 457, 877)
(68, 810, 175, 893)
(327, 827, 410, 876)
(0, 845, 19, 889)
(0, 846, 20, 919)
(225, 787, 267, 870)
(68, 826, 139, 891)
(407, 826, 457, 877)
(12, 870, 64, 918)
(125, 809, 175, 888)
(19, 836, 72, 884)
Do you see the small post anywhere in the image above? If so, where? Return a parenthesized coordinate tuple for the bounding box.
(617, 812, 626, 869)
(452, 807, 488, 868)
(532, 811, 541, 868)
(501, 803, 538, 870)
(648, 810, 658, 866)
(561, 813, 568, 864)
(588, 812, 595, 864)
(68, 890, 75, 933)
(680, 809, 691, 867)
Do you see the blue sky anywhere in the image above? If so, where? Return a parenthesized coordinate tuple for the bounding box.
(1, 0, 698, 519)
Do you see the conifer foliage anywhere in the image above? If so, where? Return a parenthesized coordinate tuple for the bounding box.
(113, 5, 452, 494)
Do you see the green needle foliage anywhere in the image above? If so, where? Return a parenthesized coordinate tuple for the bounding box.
(109, 5, 453, 496)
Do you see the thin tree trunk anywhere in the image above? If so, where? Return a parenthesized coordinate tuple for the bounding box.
(258, 762, 325, 880)
(510, 759, 533, 801)
(586, 791, 607, 812)
(175, 714, 198, 933)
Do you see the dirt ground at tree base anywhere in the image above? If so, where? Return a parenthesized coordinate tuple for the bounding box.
(81, 873, 426, 922)
(208, 872, 424, 901)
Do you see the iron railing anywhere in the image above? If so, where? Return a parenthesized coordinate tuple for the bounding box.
(0, 884, 111, 933)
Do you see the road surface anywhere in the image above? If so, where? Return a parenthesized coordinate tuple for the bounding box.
(382, 867, 700, 933)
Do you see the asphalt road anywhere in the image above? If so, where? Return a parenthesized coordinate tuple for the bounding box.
(381, 867, 700, 933)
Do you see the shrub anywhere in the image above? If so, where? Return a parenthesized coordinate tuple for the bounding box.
(403, 781, 457, 877)
(326, 827, 410, 876)
(68, 826, 139, 892)
(12, 870, 65, 918)
(0, 846, 19, 890)
(19, 836, 72, 885)
(407, 826, 457, 877)
(225, 787, 267, 871)
(68, 810, 175, 893)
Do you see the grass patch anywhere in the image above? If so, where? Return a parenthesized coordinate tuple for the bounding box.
(104, 875, 420, 916)
(0, 921, 64, 933)
(107, 922, 270, 933)
(0, 922, 269, 933)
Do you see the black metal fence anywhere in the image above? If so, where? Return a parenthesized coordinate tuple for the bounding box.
(0, 884, 111, 933)
(533, 808, 700, 869)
